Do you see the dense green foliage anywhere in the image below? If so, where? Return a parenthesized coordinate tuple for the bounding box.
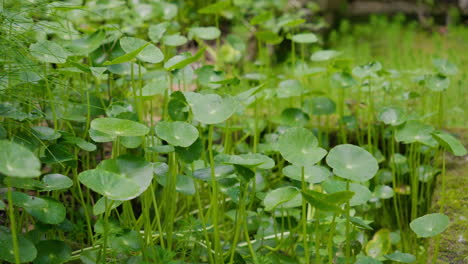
(0, 1, 466, 264)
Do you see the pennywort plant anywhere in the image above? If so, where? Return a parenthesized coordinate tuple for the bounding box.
(0, 1, 466, 264)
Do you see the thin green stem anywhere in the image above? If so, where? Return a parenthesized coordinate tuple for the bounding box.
(7, 183, 20, 264)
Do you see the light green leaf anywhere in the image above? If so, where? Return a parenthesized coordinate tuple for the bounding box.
(0, 140, 41, 178)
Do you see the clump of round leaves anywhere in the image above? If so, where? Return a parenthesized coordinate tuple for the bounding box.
(0, 227, 37, 263)
(378, 106, 406, 126)
(90, 118, 149, 137)
(410, 213, 449, 237)
(326, 144, 378, 182)
(33, 240, 71, 264)
(278, 127, 327, 166)
(184, 92, 237, 124)
(0, 140, 41, 177)
(154, 121, 199, 147)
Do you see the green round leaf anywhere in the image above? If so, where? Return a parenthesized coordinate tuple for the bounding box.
(326, 144, 379, 182)
(93, 197, 123, 215)
(378, 106, 406, 126)
(303, 96, 336, 115)
(0, 227, 37, 263)
(264, 186, 301, 211)
(279, 108, 310, 127)
(310, 50, 341, 61)
(374, 185, 394, 199)
(425, 74, 449, 92)
(11, 192, 66, 224)
(78, 169, 140, 201)
(395, 120, 437, 147)
(63, 136, 96, 152)
(283, 165, 330, 184)
(384, 251, 416, 263)
(410, 213, 450, 238)
(432, 131, 467, 156)
(0, 140, 41, 178)
(110, 230, 143, 253)
(155, 172, 196, 196)
(3, 177, 44, 190)
(184, 92, 237, 124)
(120, 136, 143, 149)
(196, 65, 224, 89)
(163, 33, 187, 46)
(276, 79, 303, 98)
(97, 155, 153, 197)
(432, 58, 458, 76)
(154, 121, 199, 147)
(90, 118, 149, 137)
(330, 72, 357, 89)
(33, 240, 71, 264)
(168, 98, 189, 121)
(32, 126, 61, 141)
(89, 128, 116, 143)
(120, 37, 164, 63)
(148, 22, 169, 43)
(30, 40, 69, 64)
(352, 61, 382, 79)
(42, 174, 73, 191)
(216, 153, 274, 169)
(291, 33, 317, 44)
(175, 138, 203, 164)
(198, 0, 230, 14)
(190, 26, 221, 40)
(278, 127, 327, 166)
(193, 165, 234, 181)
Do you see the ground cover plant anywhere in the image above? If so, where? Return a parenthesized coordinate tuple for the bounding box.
(0, 0, 467, 263)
